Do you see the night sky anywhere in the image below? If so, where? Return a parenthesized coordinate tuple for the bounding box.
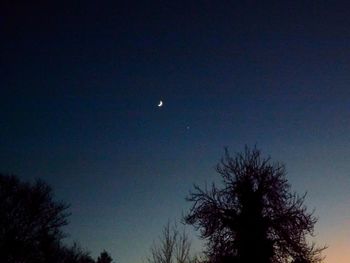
(1, 1, 350, 262)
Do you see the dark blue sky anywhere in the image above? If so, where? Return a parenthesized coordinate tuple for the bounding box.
(1, 1, 350, 262)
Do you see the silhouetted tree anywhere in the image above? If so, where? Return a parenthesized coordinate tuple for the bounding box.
(0, 173, 99, 263)
(0, 174, 70, 263)
(97, 250, 113, 263)
(185, 147, 325, 263)
(148, 221, 198, 263)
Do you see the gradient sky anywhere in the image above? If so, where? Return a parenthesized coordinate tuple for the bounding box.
(1, 1, 350, 262)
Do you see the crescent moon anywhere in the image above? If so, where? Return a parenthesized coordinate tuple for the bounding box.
(158, 100, 163, 107)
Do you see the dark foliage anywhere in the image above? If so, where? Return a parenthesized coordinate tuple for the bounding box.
(0, 174, 70, 263)
(0, 173, 96, 263)
(185, 147, 325, 263)
(97, 250, 113, 263)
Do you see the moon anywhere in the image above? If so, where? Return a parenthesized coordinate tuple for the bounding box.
(158, 100, 163, 107)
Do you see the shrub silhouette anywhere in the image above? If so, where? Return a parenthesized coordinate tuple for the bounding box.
(97, 250, 113, 263)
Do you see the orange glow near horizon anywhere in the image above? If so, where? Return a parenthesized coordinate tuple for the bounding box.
(318, 220, 350, 263)
(324, 241, 350, 263)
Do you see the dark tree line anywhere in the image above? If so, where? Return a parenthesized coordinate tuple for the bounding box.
(185, 147, 326, 263)
(1, 146, 326, 263)
(0, 174, 113, 263)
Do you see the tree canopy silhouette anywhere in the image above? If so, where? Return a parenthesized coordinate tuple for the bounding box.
(0, 173, 101, 263)
(185, 147, 325, 263)
(0, 174, 70, 263)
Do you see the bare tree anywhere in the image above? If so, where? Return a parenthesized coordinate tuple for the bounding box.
(185, 146, 326, 263)
(148, 221, 198, 263)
